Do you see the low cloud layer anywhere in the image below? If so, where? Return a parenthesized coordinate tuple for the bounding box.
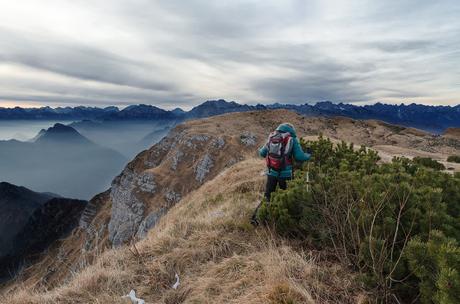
(0, 0, 459, 108)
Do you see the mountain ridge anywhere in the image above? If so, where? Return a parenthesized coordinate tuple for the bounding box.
(0, 182, 86, 282)
(1, 99, 459, 132)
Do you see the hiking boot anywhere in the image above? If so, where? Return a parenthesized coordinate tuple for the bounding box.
(250, 214, 259, 226)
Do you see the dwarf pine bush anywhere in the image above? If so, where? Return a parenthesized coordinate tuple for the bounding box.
(259, 136, 460, 303)
(413, 156, 446, 171)
(447, 155, 460, 163)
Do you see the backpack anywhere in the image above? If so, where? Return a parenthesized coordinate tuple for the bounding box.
(265, 130, 293, 171)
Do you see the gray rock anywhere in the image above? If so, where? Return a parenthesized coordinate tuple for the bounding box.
(144, 137, 173, 168)
(226, 158, 238, 167)
(136, 172, 156, 193)
(165, 189, 181, 203)
(79, 199, 99, 230)
(240, 131, 257, 146)
(82, 223, 106, 252)
(182, 134, 210, 148)
(144, 159, 157, 168)
(193, 134, 210, 142)
(212, 137, 225, 149)
(170, 150, 184, 170)
(108, 168, 157, 247)
(195, 154, 214, 183)
(136, 210, 164, 239)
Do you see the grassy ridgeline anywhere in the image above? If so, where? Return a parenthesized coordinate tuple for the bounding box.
(260, 136, 460, 303)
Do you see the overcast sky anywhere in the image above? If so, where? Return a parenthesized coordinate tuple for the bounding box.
(0, 0, 459, 109)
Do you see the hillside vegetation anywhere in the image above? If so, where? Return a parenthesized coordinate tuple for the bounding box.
(447, 155, 460, 163)
(2, 159, 365, 303)
(260, 137, 460, 303)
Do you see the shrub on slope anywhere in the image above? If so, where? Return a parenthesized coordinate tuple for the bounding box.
(260, 136, 460, 303)
(412, 156, 446, 171)
(447, 155, 460, 163)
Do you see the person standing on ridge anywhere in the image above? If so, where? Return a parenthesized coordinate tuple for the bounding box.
(251, 122, 311, 225)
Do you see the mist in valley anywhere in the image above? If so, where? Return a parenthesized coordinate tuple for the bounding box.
(0, 120, 174, 199)
(0, 120, 70, 141)
(70, 119, 175, 158)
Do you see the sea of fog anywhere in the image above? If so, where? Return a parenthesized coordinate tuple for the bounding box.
(0, 119, 172, 198)
(0, 120, 70, 141)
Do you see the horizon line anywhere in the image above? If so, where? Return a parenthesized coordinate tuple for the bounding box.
(0, 99, 459, 111)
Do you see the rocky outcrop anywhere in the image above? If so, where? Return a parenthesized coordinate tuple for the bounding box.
(79, 199, 99, 230)
(212, 137, 225, 149)
(165, 189, 181, 204)
(170, 150, 184, 170)
(108, 169, 156, 247)
(136, 210, 164, 239)
(240, 131, 257, 146)
(195, 154, 214, 183)
(104, 113, 274, 247)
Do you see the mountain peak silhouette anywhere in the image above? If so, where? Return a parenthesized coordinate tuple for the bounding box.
(34, 123, 92, 145)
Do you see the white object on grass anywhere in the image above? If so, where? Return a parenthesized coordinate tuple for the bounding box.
(122, 289, 145, 304)
(172, 273, 180, 289)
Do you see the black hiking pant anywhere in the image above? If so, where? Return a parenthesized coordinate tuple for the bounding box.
(252, 175, 291, 223)
(264, 175, 290, 202)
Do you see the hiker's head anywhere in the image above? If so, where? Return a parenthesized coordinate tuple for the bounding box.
(276, 123, 296, 137)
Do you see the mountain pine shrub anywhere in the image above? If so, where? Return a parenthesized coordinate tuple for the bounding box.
(413, 156, 446, 170)
(258, 136, 460, 303)
(447, 155, 460, 163)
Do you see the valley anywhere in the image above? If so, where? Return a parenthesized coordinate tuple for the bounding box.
(0, 123, 127, 199)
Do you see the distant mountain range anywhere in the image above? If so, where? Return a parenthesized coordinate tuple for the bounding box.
(1, 100, 459, 132)
(0, 123, 127, 199)
(283, 101, 460, 133)
(0, 105, 119, 120)
(0, 182, 86, 281)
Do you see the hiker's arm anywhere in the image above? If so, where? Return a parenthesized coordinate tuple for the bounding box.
(258, 145, 268, 158)
(293, 138, 311, 162)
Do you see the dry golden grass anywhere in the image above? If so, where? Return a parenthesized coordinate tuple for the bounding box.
(2, 159, 365, 304)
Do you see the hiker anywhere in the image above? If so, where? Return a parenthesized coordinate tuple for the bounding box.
(251, 123, 311, 225)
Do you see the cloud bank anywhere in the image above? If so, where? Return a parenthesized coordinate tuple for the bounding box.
(0, 0, 459, 108)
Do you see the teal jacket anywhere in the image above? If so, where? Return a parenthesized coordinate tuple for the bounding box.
(259, 123, 311, 178)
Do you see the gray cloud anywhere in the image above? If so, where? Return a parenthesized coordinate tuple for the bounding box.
(0, 0, 459, 107)
(364, 39, 434, 53)
(0, 28, 172, 92)
(253, 64, 371, 103)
